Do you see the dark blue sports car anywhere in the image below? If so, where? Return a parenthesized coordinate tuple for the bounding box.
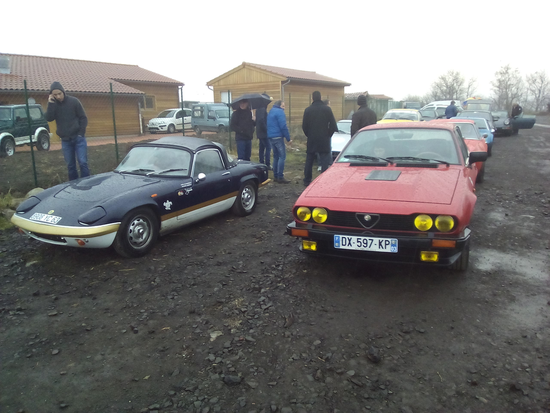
(11, 136, 269, 257)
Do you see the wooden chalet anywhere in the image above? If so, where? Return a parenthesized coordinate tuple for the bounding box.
(207, 62, 351, 127)
(0, 53, 184, 139)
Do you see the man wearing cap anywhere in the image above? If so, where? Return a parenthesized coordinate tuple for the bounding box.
(45, 81, 89, 181)
(351, 94, 377, 136)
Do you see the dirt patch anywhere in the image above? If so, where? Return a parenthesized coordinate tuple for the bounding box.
(1, 123, 549, 413)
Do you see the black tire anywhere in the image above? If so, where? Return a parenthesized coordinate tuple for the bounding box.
(36, 130, 50, 151)
(167, 124, 176, 134)
(449, 243, 469, 272)
(476, 163, 485, 184)
(194, 126, 202, 136)
(0, 137, 16, 157)
(487, 143, 492, 157)
(113, 207, 159, 258)
(218, 125, 227, 133)
(232, 180, 257, 217)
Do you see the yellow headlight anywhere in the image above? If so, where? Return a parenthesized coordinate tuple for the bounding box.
(296, 207, 311, 222)
(414, 214, 433, 231)
(435, 215, 455, 232)
(312, 208, 328, 223)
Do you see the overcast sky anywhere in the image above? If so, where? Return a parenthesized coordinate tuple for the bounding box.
(3, 0, 545, 103)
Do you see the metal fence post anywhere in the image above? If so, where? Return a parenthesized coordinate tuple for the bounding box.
(180, 86, 185, 136)
(228, 90, 232, 152)
(23, 80, 38, 187)
(110, 83, 119, 163)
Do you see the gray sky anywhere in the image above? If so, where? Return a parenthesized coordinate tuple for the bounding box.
(3, 0, 545, 102)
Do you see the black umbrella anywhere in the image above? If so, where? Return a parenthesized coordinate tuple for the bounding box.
(231, 93, 273, 110)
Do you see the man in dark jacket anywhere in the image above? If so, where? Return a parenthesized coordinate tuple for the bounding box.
(351, 94, 377, 136)
(302, 91, 338, 186)
(445, 101, 458, 119)
(255, 94, 272, 168)
(45, 81, 89, 181)
(230, 100, 255, 161)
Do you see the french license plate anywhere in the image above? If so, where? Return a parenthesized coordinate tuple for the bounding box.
(30, 213, 62, 224)
(334, 235, 398, 253)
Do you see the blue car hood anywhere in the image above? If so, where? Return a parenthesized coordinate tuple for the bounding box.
(52, 172, 161, 203)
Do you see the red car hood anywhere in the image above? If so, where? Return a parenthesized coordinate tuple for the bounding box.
(303, 164, 460, 205)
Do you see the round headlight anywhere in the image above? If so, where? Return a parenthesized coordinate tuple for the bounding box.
(435, 215, 455, 232)
(414, 214, 433, 231)
(504, 119, 510, 125)
(296, 207, 311, 222)
(312, 207, 328, 223)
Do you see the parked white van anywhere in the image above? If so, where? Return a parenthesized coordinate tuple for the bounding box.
(147, 108, 191, 134)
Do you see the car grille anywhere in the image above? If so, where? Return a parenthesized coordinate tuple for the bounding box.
(327, 211, 416, 231)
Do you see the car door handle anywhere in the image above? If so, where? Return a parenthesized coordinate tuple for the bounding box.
(222, 172, 230, 176)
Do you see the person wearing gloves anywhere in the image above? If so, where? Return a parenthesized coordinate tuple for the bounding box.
(267, 100, 292, 183)
(45, 81, 89, 181)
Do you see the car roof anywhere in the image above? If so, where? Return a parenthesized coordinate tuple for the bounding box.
(459, 117, 489, 125)
(432, 118, 475, 124)
(364, 121, 456, 132)
(138, 136, 223, 153)
(387, 108, 419, 112)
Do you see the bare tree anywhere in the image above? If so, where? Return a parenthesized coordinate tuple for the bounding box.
(525, 71, 549, 112)
(428, 71, 466, 101)
(464, 78, 477, 99)
(491, 65, 525, 111)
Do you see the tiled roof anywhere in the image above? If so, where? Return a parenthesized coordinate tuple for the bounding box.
(246, 62, 351, 86)
(0, 53, 184, 95)
(345, 91, 393, 100)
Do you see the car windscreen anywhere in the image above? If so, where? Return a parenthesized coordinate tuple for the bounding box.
(338, 128, 460, 164)
(157, 110, 177, 118)
(337, 121, 351, 134)
(471, 119, 488, 129)
(115, 146, 192, 176)
(383, 111, 419, 121)
(466, 103, 491, 111)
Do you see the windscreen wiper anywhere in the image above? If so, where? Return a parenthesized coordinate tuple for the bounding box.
(343, 154, 393, 164)
(387, 156, 449, 166)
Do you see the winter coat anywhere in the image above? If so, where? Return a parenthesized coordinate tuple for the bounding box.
(255, 106, 268, 140)
(351, 105, 377, 136)
(301, 100, 337, 153)
(266, 105, 290, 141)
(445, 104, 458, 119)
(230, 107, 255, 141)
(45, 81, 88, 140)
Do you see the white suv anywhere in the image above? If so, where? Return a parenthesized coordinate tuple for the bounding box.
(147, 108, 191, 134)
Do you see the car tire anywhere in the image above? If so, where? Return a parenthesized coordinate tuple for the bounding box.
(194, 126, 202, 136)
(36, 130, 51, 151)
(0, 137, 16, 157)
(232, 180, 257, 217)
(449, 243, 469, 272)
(218, 125, 227, 133)
(113, 207, 159, 258)
(167, 124, 176, 134)
(476, 164, 485, 184)
(487, 143, 492, 157)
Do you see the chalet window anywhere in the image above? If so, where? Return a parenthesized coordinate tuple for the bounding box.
(140, 95, 156, 110)
(221, 91, 231, 104)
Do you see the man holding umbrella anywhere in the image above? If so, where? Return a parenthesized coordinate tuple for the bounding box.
(230, 94, 272, 161)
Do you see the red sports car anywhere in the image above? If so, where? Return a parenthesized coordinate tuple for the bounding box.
(432, 118, 488, 183)
(287, 122, 487, 270)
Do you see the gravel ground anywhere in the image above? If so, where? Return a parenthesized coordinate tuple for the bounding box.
(1, 120, 549, 413)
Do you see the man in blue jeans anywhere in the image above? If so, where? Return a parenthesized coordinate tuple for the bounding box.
(45, 81, 89, 181)
(267, 100, 292, 183)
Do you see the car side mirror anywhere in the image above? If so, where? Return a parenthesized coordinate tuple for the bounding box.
(195, 172, 206, 183)
(469, 151, 488, 164)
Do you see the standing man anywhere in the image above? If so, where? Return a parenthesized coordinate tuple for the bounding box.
(302, 91, 337, 186)
(230, 99, 255, 161)
(45, 81, 89, 181)
(445, 100, 458, 119)
(351, 94, 377, 136)
(256, 94, 272, 169)
(267, 100, 292, 183)
(511, 102, 523, 135)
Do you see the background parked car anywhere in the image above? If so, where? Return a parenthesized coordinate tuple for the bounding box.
(491, 110, 513, 136)
(378, 109, 422, 123)
(191, 103, 230, 135)
(331, 119, 351, 159)
(147, 108, 191, 134)
(419, 109, 440, 121)
(457, 116, 494, 156)
(0, 104, 51, 157)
